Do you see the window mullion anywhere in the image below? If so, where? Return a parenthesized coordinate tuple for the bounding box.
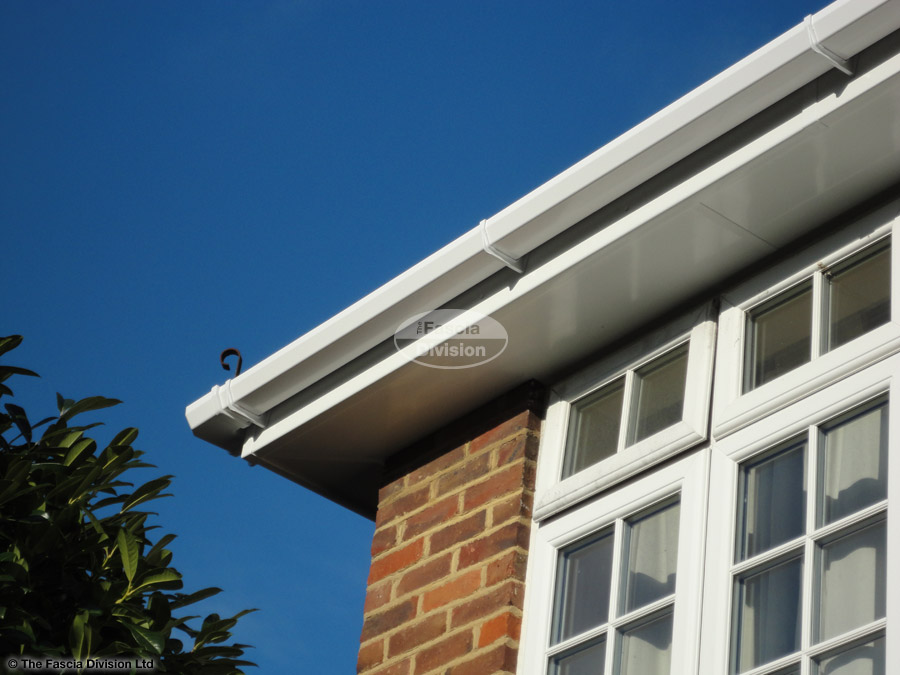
(799, 647, 811, 675)
(605, 518, 626, 675)
(811, 270, 826, 360)
(800, 426, 818, 666)
(618, 371, 635, 452)
(800, 536, 815, 662)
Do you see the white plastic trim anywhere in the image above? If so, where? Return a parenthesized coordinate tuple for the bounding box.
(480, 219, 525, 273)
(806, 14, 854, 74)
(213, 381, 266, 429)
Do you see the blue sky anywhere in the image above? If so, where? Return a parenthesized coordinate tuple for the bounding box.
(2, 1, 826, 671)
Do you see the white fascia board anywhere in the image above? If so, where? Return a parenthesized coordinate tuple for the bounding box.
(187, 0, 900, 453)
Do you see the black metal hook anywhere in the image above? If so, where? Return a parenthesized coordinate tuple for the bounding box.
(220, 348, 243, 377)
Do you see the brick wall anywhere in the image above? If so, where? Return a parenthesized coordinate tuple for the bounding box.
(357, 387, 543, 675)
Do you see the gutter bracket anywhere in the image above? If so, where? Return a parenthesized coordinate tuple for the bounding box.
(213, 381, 267, 429)
(805, 15, 853, 76)
(480, 219, 525, 274)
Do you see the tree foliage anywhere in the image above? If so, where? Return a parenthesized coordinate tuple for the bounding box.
(0, 335, 255, 673)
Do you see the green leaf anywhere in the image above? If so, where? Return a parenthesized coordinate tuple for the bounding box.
(0, 365, 40, 382)
(145, 533, 176, 564)
(169, 587, 223, 610)
(60, 395, 122, 422)
(148, 591, 171, 628)
(5, 403, 32, 442)
(129, 569, 182, 595)
(93, 494, 128, 510)
(68, 463, 103, 503)
(121, 622, 165, 655)
(117, 529, 139, 584)
(69, 610, 90, 660)
(0, 457, 31, 487)
(55, 428, 86, 449)
(0, 335, 23, 357)
(84, 509, 109, 541)
(63, 437, 96, 466)
(121, 476, 173, 513)
(109, 427, 140, 447)
(30, 415, 57, 430)
(56, 392, 74, 415)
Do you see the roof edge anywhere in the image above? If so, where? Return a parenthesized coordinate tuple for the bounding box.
(186, 0, 900, 452)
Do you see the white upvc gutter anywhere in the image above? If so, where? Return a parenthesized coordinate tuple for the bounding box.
(186, 0, 900, 448)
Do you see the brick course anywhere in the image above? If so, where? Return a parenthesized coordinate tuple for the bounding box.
(357, 385, 544, 675)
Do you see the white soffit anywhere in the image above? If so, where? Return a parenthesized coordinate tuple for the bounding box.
(186, 0, 900, 516)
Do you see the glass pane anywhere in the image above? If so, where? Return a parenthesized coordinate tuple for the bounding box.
(738, 442, 806, 561)
(817, 521, 887, 642)
(553, 529, 615, 643)
(820, 402, 888, 526)
(564, 380, 625, 478)
(621, 501, 680, 614)
(552, 638, 606, 675)
(734, 557, 803, 672)
(629, 344, 689, 444)
(827, 243, 890, 351)
(618, 611, 673, 675)
(745, 281, 813, 391)
(816, 636, 885, 675)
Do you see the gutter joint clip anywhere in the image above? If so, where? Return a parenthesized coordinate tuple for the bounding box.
(213, 380, 267, 429)
(480, 219, 525, 274)
(805, 15, 853, 76)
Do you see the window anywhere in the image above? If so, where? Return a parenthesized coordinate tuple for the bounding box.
(521, 452, 707, 675)
(563, 342, 690, 478)
(551, 499, 679, 673)
(743, 240, 891, 392)
(534, 305, 715, 520)
(701, 358, 898, 675)
(714, 202, 900, 439)
(732, 400, 887, 672)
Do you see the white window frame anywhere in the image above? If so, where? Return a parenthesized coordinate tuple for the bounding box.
(700, 353, 900, 675)
(533, 303, 716, 521)
(712, 199, 900, 440)
(520, 450, 709, 675)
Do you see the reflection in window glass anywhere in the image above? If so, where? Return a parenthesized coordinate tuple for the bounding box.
(630, 344, 689, 444)
(820, 402, 888, 526)
(621, 501, 680, 614)
(618, 612, 673, 675)
(564, 380, 624, 478)
(738, 443, 806, 561)
(745, 281, 813, 391)
(734, 557, 803, 672)
(552, 639, 606, 675)
(815, 636, 885, 675)
(826, 243, 890, 351)
(817, 521, 887, 643)
(553, 529, 614, 643)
